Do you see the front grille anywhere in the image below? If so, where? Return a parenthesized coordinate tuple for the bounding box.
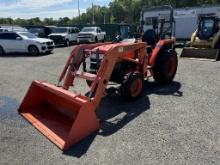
(49, 36, 65, 45)
(46, 41, 53, 46)
(78, 36, 91, 38)
(78, 34, 92, 38)
(47, 46, 54, 49)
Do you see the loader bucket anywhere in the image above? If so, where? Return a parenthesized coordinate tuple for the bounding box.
(18, 81, 100, 150)
(180, 47, 219, 61)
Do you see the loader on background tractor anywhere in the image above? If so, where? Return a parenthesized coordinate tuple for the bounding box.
(18, 34, 178, 150)
(181, 15, 220, 61)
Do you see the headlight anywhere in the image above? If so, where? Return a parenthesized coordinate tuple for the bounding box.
(99, 54, 104, 59)
(36, 41, 46, 44)
(90, 53, 105, 60)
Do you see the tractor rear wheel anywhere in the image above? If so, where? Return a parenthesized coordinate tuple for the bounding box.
(121, 72, 144, 100)
(153, 50, 178, 84)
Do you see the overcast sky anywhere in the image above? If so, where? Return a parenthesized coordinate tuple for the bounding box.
(0, 0, 112, 19)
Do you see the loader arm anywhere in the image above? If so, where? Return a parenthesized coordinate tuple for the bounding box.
(58, 43, 109, 86)
(63, 42, 147, 104)
(190, 30, 197, 46)
(211, 31, 220, 48)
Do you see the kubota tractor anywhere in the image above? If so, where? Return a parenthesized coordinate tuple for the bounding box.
(18, 38, 178, 150)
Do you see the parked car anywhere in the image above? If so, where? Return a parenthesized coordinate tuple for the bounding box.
(48, 27, 80, 46)
(0, 32, 54, 56)
(0, 28, 9, 32)
(26, 26, 55, 38)
(0, 25, 28, 32)
(77, 27, 106, 43)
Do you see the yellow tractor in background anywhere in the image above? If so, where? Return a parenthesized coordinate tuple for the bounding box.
(181, 15, 220, 61)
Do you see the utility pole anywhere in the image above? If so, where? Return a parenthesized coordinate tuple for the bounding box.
(78, 0, 81, 24)
(103, 13, 106, 24)
(92, 0, 95, 24)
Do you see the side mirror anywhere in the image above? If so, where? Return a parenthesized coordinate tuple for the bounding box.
(16, 37, 22, 40)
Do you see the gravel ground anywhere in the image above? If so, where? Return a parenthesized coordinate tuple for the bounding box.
(0, 46, 219, 165)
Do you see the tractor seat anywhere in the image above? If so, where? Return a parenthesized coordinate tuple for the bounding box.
(142, 29, 157, 48)
(146, 46, 153, 54)
(197, 28, 214, 40)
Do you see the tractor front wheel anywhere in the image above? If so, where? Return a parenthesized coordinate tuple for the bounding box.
(153, 50, 178, 84)
(121, 72, 144, 100)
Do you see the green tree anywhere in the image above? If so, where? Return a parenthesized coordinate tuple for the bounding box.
(1, 0, 220, 26)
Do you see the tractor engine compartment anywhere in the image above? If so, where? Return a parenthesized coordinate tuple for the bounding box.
(87, 52, 138, 83)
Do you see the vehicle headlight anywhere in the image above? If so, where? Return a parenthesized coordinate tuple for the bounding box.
(90, 53, 105, 60)
(36, 41, 46, 45)
(99, 54, 104, 60)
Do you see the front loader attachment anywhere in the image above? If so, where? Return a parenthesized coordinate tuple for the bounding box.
(18, 42, 147, 150)
(180, 47, 219, 61)
(18, 81, 100, 150)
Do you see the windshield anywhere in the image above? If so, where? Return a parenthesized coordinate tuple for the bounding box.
(19, 32, 37, 39)
(81, 27, 96, 32)
(204, 19, 214, 29)
(0, 29, 8, 32)
(50, 27, 56, 33)
(29, 28, 43, 34)
(53, 28, 68, 33)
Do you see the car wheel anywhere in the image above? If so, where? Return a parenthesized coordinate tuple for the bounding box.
(102, 36, 105, 43)
(0, 46, 5, 56)
(65, 40, 70, 47)
(95, 37, 98, 43)
(28, 45, 39, 56)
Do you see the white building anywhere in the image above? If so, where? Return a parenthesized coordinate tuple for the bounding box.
(141, 5, 220, 40)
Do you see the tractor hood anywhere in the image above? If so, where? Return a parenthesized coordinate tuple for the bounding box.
(92, 42, 133, 54)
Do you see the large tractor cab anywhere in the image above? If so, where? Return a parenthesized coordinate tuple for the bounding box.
(197, 16, 219, 40)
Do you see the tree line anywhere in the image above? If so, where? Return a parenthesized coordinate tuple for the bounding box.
(0, 0, 220, 26)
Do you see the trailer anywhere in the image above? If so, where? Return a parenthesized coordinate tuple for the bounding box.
(141, 5, 220, 40)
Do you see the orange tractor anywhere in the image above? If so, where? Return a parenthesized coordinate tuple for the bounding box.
(18, 38, 178, 150)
